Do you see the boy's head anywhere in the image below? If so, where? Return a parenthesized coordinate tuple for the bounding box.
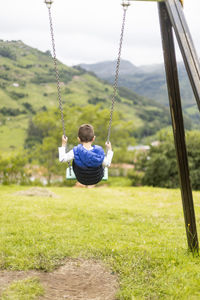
(78, 124, 95, 143)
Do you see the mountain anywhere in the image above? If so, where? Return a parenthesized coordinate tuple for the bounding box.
(79, 59, 200, 124)
(80, 60, 139, 77)
(0, 41, 185, 153)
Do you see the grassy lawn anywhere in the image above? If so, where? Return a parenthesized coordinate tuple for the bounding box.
(1, 277, 44, 300)
(1, 185, 200, 299)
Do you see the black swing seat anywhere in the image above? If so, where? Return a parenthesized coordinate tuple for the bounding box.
(72, 160, 104, 185)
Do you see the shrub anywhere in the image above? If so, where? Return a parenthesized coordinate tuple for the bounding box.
(0, 107, 26, 116)
(88, 97, 106, 105)
(31, 73, 56, 84)
(0, 153, 30, 185)
(22, 102, 35, 114)
(44, 50, 52, 57)
(127, 169, 144, 186)
(0, 46, 16, 60)
(9, 91, 28, 100)
(134, 130, 200, 190)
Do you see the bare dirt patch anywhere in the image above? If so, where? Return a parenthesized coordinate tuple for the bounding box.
(14, 187, 58, 198)
(0, 259, 119, 300)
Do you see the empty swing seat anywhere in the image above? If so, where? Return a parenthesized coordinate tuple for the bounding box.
(66, 160, 108, 184)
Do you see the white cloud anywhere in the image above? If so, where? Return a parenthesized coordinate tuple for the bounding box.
(0, 0, 200, 66)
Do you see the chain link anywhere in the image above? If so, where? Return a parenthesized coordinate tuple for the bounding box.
(46, 5, 71, 171)
(46, 3, 128, 148)
(47, 6, 66, 137)
(107, 5, 129, 143)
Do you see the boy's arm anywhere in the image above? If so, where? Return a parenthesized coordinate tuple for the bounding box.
(58, 147, 74, 163)
(103, 142, 114, 167)
(58, 135, 74, 163)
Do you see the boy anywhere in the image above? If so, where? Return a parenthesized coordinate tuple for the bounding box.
(58, 124, 113, 185)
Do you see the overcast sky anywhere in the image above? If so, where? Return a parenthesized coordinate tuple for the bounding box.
(0, 0, 200, 67)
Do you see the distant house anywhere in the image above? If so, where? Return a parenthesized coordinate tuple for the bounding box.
(151, 141, 160, 147)
(127, 141, 160, 152)
(127, 145, 150, 152)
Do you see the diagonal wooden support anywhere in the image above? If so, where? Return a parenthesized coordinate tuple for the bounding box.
(158, 1, 199, 251)
(165, 0, 200, 111)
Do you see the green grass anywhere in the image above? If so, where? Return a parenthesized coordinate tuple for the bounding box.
(1, 277, 44, 300)
(1, 185, 200, 299)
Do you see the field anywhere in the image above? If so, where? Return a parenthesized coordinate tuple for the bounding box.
(1, 185, 200, 299)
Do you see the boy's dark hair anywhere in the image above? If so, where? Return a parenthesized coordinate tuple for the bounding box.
(78, 124, 94, 142)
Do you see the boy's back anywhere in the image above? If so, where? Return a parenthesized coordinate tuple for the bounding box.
(73, 144, 105, 168)
(58, 124, 113, 185)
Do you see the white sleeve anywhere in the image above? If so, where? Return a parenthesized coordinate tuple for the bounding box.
(103, 150, 114, 167)
(58, 147, 74, 163)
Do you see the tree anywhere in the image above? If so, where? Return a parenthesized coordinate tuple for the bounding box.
(25, 104, 137, 183)
(0, 153, 28, 184)
(186, 131, 200, 190)
(0, 155, 9, 184)
(0, 46, 16, 60)
(37, 137, 58, 185)
(25, 104, 136, 153)
(135, 129, 200, 190)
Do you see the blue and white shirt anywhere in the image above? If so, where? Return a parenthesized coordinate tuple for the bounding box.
(58, 144, 113, 167)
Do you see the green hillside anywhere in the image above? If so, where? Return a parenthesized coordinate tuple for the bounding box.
(0, 40, 172, 153)
(80, 59, 200, 125)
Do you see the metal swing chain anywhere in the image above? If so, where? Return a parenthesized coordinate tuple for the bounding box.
(107, 2, 130, 143)
(46, 4, 66, 138)
(45, 0, 129, 175)
(45, 1, 72, 174)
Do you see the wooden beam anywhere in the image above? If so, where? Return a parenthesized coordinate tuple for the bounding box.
(129, 0, 183, 7)
(158, 1, 199, 252)
(129, 0, 163, 2)
(166, 0, 200, 111)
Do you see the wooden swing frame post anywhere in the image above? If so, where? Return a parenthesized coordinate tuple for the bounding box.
(130, 0, 199, 251)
